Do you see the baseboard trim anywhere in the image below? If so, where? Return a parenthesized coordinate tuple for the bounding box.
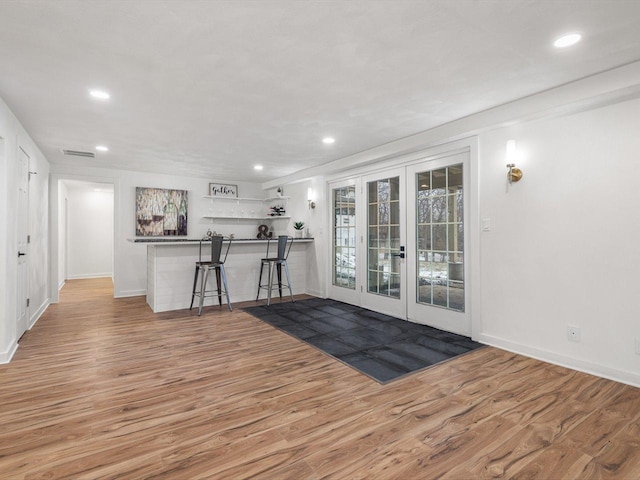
(67, 273, 112, 280)
(305, 288, 325, 298)
(477, 333, 640, 388)
(0, 341, 18, 364)
(115, 289, 146, 298)
(58, 280, 65, 291)
(29, 298, 50, 330)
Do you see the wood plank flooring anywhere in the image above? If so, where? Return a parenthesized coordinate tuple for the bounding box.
(1, 278, 639, 479)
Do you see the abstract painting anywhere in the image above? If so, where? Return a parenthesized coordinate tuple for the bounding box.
(135, 187, 188, 236)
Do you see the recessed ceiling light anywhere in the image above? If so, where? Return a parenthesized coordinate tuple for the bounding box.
(554, 33, 581, 48)
(254, 165, 263, 171)
(323, 137, 335, 144)
(89, 89, 110, 100)
(95, 145, 109, 152)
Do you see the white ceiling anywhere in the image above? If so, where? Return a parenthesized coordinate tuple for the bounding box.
(1, 0, 639, 182)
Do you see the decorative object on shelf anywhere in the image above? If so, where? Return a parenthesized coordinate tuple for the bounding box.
(276, 187, 283, 197)
(135, 187, 188, 237)
(293, 221, 305, 238)
(209, 183, 238, 197)
(269, 205, 286, 216)
(257, 224, 273, 239)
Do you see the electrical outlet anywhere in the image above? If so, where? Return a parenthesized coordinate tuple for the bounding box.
(635, 338, 640, 355)
(567, 326, 580, 343)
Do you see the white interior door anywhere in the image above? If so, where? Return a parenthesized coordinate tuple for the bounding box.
(360, 168, 406, 319)
(17, 148, 29, 338)
(406, 152, 470, 335)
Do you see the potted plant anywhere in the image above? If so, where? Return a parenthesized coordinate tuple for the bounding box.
(293, 221, 305, 238)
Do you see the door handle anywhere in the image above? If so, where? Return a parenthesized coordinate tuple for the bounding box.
(391, 252, 405, 258)
(18, 251, 26, 257)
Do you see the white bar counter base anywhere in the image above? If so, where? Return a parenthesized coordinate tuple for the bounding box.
(133, 238, 313, 313)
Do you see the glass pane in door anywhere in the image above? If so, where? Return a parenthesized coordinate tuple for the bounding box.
(416, 165, 464, 311)
(332, 186, 356, 288)
(368, 177, 401, 298)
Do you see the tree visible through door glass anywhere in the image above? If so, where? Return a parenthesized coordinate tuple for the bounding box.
(368, 177, 401, 298)
(416, 165, 464, 311)
(332, 186, 356, 289)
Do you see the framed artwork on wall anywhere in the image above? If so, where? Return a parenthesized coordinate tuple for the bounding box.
(209, 183, 238, 197)
(135, 187, 188, 236)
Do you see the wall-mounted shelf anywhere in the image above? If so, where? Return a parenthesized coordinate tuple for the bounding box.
(202, 215, 291, 221)
(203, 195, 290, 221)
(203, 195, 291, 202)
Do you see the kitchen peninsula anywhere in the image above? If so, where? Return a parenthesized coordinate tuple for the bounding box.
(131, 238, 314, 313)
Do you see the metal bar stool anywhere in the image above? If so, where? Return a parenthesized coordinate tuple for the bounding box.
(190, 235, 232, 315)
(256, 235, 294, 306)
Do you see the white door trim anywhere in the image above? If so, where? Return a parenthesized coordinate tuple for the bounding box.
(49, 174, 120, 303)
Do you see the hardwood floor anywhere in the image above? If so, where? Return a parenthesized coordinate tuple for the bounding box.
(1, 278, 639, 479)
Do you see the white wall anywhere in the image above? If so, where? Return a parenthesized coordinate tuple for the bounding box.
(477, 97, 640, 386)
(66, 186, 114, 279)
(274, 180, 327, 297)
(0, 97, 50, 362)
(57, 181, 68, 288)
(0, 133, 8, 361)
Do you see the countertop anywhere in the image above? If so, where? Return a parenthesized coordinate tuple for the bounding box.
(129, 237, 313, 245)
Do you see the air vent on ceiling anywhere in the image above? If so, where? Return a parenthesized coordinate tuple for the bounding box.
(62, 149, 95, 158)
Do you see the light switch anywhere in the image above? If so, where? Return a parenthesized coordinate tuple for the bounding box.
(482, 218, 491, 231)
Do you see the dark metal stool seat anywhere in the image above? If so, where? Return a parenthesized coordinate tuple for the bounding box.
(190, 235, 232, 315)
(256, 235, 294, 306)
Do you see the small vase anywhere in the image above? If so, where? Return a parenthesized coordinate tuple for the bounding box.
(295, 230, 303, 238)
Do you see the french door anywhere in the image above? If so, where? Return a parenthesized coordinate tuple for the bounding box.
(328, 179, 360, 305)
(361, 168, 407, 319)
(406, 153, 470, 335)
(329, 150, 470, 336)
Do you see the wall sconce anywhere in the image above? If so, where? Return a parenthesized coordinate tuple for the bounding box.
(506, 139, 523, 184)
(307, 187, 316, 209)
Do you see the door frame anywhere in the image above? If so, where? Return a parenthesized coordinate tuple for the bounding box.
(49, 174, 120, 303)
(324, 137, 480, 339)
